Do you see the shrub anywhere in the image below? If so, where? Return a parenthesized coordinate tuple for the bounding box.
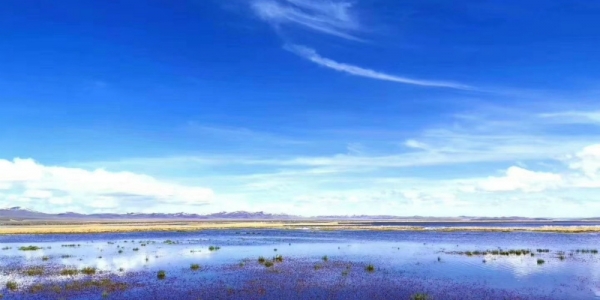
(537, 259, 545, 265)
(264, 261, 274, 267)
(274, 255, 283, 262)
(191, 264, 200, 271)
(258, 256, 266, 264)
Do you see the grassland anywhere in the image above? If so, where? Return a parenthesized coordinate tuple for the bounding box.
(1, 220, 600, 234)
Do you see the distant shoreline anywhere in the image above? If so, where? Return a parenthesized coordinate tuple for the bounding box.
(1, 221, 600, 234)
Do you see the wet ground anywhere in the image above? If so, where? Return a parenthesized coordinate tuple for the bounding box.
(1, 230, 599, 299)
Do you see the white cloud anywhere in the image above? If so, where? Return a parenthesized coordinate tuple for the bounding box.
(250, 0, 361, 40)
(285, 44, 473, 90)
(0, 158, 214, 212)
(476, 166, 563, 192)
(568, 144, 600, 178)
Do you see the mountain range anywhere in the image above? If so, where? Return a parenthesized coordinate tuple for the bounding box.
(0, 206, 583, 222)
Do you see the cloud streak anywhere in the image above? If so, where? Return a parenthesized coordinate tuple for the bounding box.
(251, 0, 361, 41)
(285, 44, 473, 90)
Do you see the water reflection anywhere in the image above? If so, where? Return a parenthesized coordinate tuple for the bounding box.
(1, 230, 599, 299)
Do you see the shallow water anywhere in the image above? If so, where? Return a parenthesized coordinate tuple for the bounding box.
(346, 221, 600, 228)
(1, 230, 599, 299)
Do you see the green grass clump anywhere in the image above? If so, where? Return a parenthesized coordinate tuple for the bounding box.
(1, 247, 11, 250)
(322, 255, 328, 262)
(157, 270, 166, 279)
(191, 264, 201, 271)
(29, 284, 44, 293)
(366, 264, 375, 272)
(19, 245, 42, 251)
(412, 293, 429, 300)
(60, 269, 79, 276)
(6, 281, 18, 291)
(274, 255, 283, 262)
(81, 267, 97, 275)
(264, 260, 274, 267)
(258, 256, 266, 264)
(208, 246, 220, 251)
(537, 259, 545, 265)
(25, 267, 44, 276)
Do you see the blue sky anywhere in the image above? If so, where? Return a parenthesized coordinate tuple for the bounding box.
(1, 0, 600, 217)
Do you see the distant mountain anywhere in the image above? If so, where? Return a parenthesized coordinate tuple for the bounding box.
(0, 207, 50, 219)
(0, 207, 591, 221)
(0, 207, 302, 221)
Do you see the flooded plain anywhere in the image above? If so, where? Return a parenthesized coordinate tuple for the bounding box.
(1, 229, 600, 299)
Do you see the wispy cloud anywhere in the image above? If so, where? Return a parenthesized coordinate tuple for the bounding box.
(539, 111, 600, 124)
(250, 0, 361, 41)
(285, 44, 473, 90)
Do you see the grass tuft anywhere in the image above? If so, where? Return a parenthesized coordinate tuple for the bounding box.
(25, 267, 44, 276)
(81, 267, 97, 275)
(60, 269, 79, 276)
(6, 281, 17, 291)
(366, 264, 375, 272)
(412, 293, 429, 300)
(157, 270, 166, 279)
(191, 264, 200, 271)
(19, 245, 42, 251)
